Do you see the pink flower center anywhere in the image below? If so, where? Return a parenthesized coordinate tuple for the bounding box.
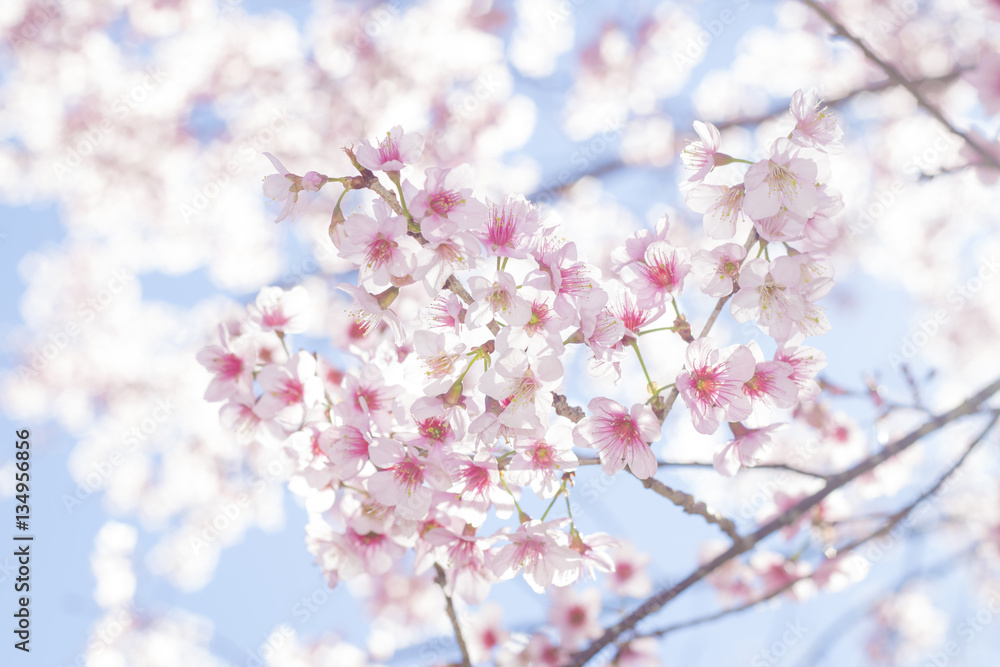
(601, 414, 641, 446)
(568, 606, 587, 626)
(693, 368, 724, 405)
(377, 135, 401, 165)
(512, 536, 545, 568)
(391, 457, 424, 493)
(277, 378, 304, 405)
(262, 308, 289, 329)
(219, 353, 243, 379)
(419, 417, 451, 443)
(487, 204, 518, 249)
(365, 235, 395, 269)
(457, 463, 492, 498)
(531, 443, 554, 469)
(615, 562, 634, 582)
(429, 190, 463, 216)
(641, 253, 680, 290)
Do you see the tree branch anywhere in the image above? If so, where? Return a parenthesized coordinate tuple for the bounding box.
(434, 563, 472, 667)
(567, 376, 1000, 666)
(636, 474, 741, 541)
(800, 0, 1000, 171)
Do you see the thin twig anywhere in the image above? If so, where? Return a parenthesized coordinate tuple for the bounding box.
(636, 474, 741, 541)
(434, 564, 472, 667)
(567, 377, 1000, 666)
(800, 0, 1000, 170)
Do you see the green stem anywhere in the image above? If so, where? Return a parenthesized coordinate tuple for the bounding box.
(630, 341, 654, 392)
(638, 326, 679, 337)
(540, 481, 567, 521)
(499, 474, 525, 517)
(670, 297, 682, 318)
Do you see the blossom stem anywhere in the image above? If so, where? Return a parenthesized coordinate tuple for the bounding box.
(629, 341, 655, 393)
(499, 473, 526, 519)
(728, 157, 755, 165)
(638, 326, 680, 336)
(670, 297, 682, 319)
(540, 481, 567, 521)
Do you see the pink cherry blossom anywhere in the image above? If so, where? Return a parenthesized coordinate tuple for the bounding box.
(681, 120, 730, 182)
(606, 541, 652, 598)
(367, 439, 451, 520)
(742, 139, 820, 221)
(355, 125, 424, 173)
(741, 341, 798, 423)
(789, 88, 843, 152)
(620, 241, 692, 309)
(339, 200, 420, 287)
(729, 256, 809, 343)
(685, 183, 748, 240)
(463, 603, 509, 664)
(466, 271, 532, 328)
(774, 344, 827, 400)
(548, 587, 603, 647)
(408, 165, 487, 241)
(713, 423, 787, 477)
(247, 285, 310, 334)
(335, 283, 405, 344)
(448, 452, 514, 525)
(675, 338, 755, 434)
(690, 243, 746, 298)
(506, 424, 578, 498)
(196, 325, 256, 401)
(255, 352, 323, 426)
(261, 153, 327, 224)
(573, 397, 660, 479)
(476, 193, 541, 258)
(490, 519, 580, 593)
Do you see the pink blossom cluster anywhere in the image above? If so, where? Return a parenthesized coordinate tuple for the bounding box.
(199, 93, 843, 662)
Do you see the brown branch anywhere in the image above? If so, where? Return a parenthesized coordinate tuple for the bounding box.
(553, 392, 586, 423)
(637, 409, 997, 643)
(567, 376, 1000, 666)
(713, 68, 968, 132)
(800, 0, 1000, 171)
(657, 460, 829, 481)
(434, 563, 472, 667)
(637, 474, 741, 542)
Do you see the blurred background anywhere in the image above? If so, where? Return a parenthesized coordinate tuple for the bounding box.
(1, 0, 1000, 665)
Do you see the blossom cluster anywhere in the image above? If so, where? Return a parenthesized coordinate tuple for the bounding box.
(200, 95, 844, 662)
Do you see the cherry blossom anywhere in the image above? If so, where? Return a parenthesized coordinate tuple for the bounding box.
(355, 125, 425, 174)
(676, 338, 755, 434)
(742, 139, 820, 221)
(573, 398, 660, 478)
